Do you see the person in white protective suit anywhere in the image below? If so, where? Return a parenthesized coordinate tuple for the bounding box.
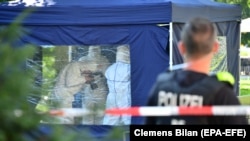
(52, 45, 110, 124)
(103, 45, 131, 125)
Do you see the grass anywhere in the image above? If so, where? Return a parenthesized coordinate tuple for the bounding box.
(239, 78, 250, 105)
(238, 95, 250, 105)
(240, 79, 250, 96)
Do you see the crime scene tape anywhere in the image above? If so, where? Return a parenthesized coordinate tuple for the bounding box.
(49, 108, 99, 117)
(48, 106, 250, 117)
(105, 106, 250, 116)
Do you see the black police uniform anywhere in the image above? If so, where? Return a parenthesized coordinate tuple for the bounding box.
(145, 70, 248, 125)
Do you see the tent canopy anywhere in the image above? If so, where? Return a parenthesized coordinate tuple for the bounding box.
(171, 0, 241, 22)
(0, 0, 241, 25)
(0, 0, 242, 126)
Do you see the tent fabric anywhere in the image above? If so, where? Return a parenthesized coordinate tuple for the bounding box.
(18, 25, 170, 125)
(0, 0, 241, 126)
(0, 0, 172, 25)
(0, 0, 242, 140)
(216, 21, 241, 96)
(171, 0, 241, 22)
(0, 0, 241, 25)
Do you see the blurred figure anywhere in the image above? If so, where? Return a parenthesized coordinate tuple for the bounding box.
(52, 45, 110, 124)
(145, 17, 248, 125)
(103, 45, 131, 125)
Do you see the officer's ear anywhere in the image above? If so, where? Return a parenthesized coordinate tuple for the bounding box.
(212, 40, 219, 54)
(178, 41, 186, 56)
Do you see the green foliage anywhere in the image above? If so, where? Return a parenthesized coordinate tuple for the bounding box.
(42, 48, 57, 96)
(0, 0, 11, 2)
(215, 0, 250, 47)
(0, 9, 41, 141)
(240, 50, 250, 56)
(241, 33, 250, 47)
(238, 95, 250, 105)
(0, 8, 126, 141)
(0, 9, 78, 141)
(240, 79, 250, 95)
(215, 0, 250, 18)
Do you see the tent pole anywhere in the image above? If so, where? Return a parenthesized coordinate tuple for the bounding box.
(68, 46, 72, 62)
(169, 22, 173, 70)
(239, 20, 242, 96)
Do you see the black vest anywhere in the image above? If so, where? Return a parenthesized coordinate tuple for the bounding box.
(154, 71, 233, 125)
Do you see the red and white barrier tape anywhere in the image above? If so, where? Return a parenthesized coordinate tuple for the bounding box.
(49, 108, 97, 117)
(105, 106, 250, 116)
(49, 106, 250, 117)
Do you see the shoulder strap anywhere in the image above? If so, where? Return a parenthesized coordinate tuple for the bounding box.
(156, 70, 234, 96)
(209, 71, 235, 88)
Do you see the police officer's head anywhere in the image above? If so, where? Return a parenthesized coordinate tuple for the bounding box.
(179, 17, 219, 60)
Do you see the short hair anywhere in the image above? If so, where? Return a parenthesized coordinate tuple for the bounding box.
(181, 17, 217, 58)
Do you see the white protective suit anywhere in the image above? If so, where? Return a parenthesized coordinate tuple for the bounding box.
(52, 45, 110, 124)
(103, 45, 131, 125)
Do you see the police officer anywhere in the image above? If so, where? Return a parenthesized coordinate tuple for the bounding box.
(145, 17, 248, 125)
